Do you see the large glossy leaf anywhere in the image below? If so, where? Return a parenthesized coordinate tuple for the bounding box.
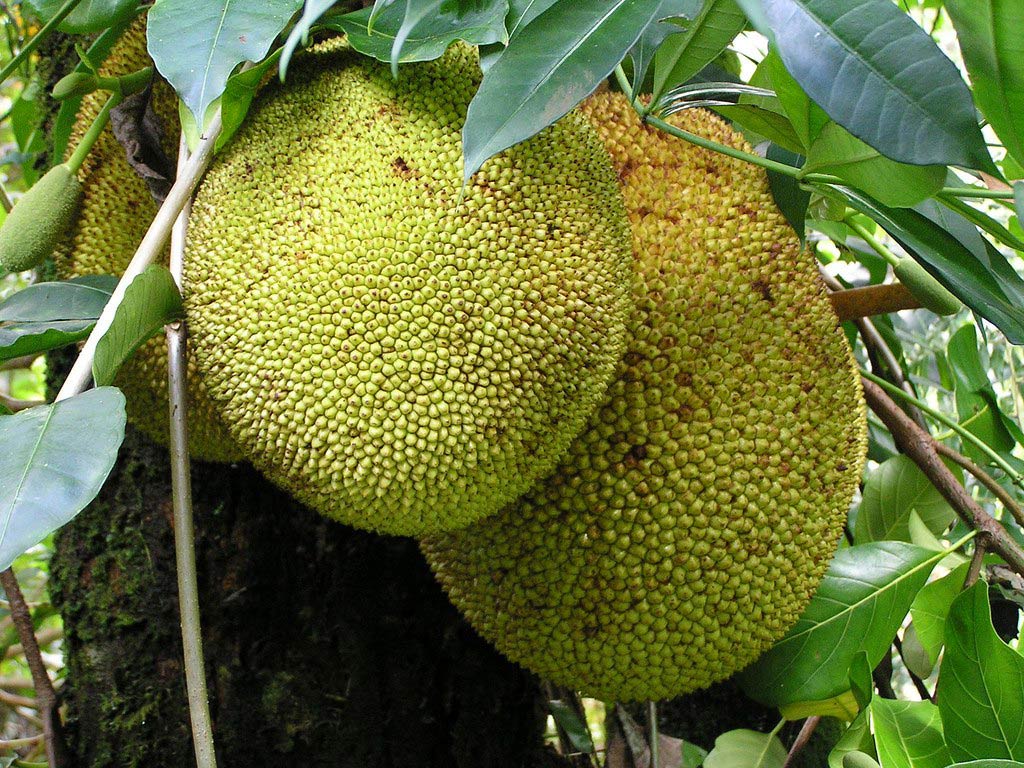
(738, 542, 942, 706)
(854, 455, 955, 544)
(704, 729, 787, 768)
(93, 265, 182, 388)
(829, 186, 1024, 343)
(650, 0, 747, 106)
(627, 0, 700, 93)
(765, 144, 809, 239)
(462, 0, 663, 182)
(0, 276, 116, 363)
(334, 2, 506, 67)
(761, 49, 828, 151)
(946, 763, 1024, 768)
(505, 0, 560, 36)
(870, 699, 950, 768)
(804, 122, 946, 207)
(937, 582, 1024, 762)
(0, 388, 126, 572)
(909, 563, 969, 667)
(945, 1, 1024, 168)
(391, 0, 508, 74)
(280, 0, 336, 77)
(219, 49, 281, 152)
(148, 0, 302, 128)
(759, 0, 992, 170)
(25, 0, 136, 33)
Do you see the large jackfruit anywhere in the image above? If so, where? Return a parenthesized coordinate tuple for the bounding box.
(55, 19, 242, 463)
(183, 45, 635, 536)
(421, 93, 868, 702)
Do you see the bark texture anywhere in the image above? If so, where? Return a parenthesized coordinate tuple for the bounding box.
(50, 429, 557, 767)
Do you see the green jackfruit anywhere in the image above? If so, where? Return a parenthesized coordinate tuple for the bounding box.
(183, 44, 635, 536)
(0, 163, 82, 273)
(421, 93, 868, 702)
(55, 19, 242, 463)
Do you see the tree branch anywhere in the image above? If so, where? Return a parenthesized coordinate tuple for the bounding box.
(862, 378, 1024, 576)
(782, 717, 820, 768)
(0, 570, 70, 768)
(829, 283, 921, 322)
(933, 441, 1024, 528)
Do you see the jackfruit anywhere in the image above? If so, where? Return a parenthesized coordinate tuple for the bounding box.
(420, 93, 868, 702)
(182, 44, 635, 536)
(55, 19, 242, 462)
(0, 163, 82, 273)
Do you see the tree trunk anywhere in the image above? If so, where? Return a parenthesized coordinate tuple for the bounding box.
(49, 429, 559, 767)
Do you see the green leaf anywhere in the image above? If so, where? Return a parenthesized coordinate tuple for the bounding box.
(650, 0, 747, 106)
(937, 582, 1024, 761)
(803, 122, 946, 207)
(462, 0, 664, 182)
(279, 0, 336, 78)
(870, 699, 950, 768)
(945, 762, 1024, 768)
(220, 49, 282, 152)
(704, 729, 787, 768)
(711, 104, 805, 154)
(828, 186, 1024, 343)
(1015, 182, 1024, 224)
(909, 563, 970, 667)
(939, 195, 1024, 254)
(0, 388, 126, 572)
(505, 0, 560, 36)
(944, 1, 1024, 168)
(779, 690, 859, 720)
(829, 712, 875, 768)
(738, 542, 943, 706)
(765, 144, 809, 240)
(760, 0, 993, 170)
(854, 455, 955, 544)
(333, 1, 507, 67)
(762, 48, 828, 151)
(547, 699, 595, 754)
(148, 0, 302, 128)
(24, 0, 137, 33)
(0, 276, 116, 363)
(93, 265, 183, 388)
(391, 0, 508, 75)
(628, 0, 700, 92)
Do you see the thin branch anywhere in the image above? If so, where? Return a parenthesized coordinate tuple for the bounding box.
(0, 734, 43, 750)
(0, 393, 42, 412)
(964, 541, 987, 589)
(934, 441, 1024, 528)
(782, 717, 820, 768)
(0, 571, 70, 768)
(55, 109, 224, 402)
(4, 627, 62, 659)
(829, 283, 921, 321)
(0, 690, 35, 709)
(167, 133, 218, 768)
(647, 701, 659, 768)
(0, 356, 38, 372)
(862, 377, 1024, 576)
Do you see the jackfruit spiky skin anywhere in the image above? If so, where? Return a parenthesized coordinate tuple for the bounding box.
(54, 19, 242, 463)
(0, 163, 82, 273)
(183, 45, 635, 536)
(421, 93, 868, 702)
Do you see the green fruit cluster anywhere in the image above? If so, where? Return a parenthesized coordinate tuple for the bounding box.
(182, 43, 635, 535)
(55, 19, 242, 463)
(420, 92, 868, 701)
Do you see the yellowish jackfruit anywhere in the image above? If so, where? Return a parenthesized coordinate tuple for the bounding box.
(421, 93, 868, 702)
(183, 45, 635, 535)
(55, 19, 242, 462)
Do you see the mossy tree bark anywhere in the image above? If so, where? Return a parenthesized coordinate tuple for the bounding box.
(49, 431, 559, 767)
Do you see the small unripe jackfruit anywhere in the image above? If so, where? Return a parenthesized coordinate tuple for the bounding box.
(183, 45, 635, 535)
(892, 256, 961, 315)
(421, 94, 868, 702)
(0, 164, 82, 273)
(54, 19, 242, 462)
